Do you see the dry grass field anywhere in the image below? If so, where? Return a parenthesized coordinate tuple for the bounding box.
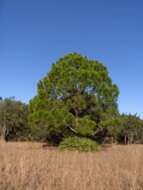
(0, 141, 143, 190)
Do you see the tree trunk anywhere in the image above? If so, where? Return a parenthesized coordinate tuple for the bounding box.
(124, 135, 127, 145)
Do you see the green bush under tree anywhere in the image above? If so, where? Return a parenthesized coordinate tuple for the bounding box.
(59, 136, 99, 151)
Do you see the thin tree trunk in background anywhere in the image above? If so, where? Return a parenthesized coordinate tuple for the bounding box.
(124, 135, 127, 145)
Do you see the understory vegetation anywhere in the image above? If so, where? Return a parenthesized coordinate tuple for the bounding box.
(59, 137, 99, 151)
(0, 53, 143, 151)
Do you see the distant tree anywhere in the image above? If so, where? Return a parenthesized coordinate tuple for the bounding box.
(29, 53, 119, 145)
(101, 114, 143, 144)
(118, 114, 143, 144)
(0, 97, 29, 141)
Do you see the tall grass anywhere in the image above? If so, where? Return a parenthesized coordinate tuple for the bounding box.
(0, 140, 143, 190)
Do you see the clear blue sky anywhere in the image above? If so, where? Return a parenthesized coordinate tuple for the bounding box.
(0, 0, 143, 117)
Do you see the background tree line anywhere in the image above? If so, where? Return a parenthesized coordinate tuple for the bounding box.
(0, 53, 143, 151)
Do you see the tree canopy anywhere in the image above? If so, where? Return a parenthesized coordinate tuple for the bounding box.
(0, 97, 29, 141)
(29, 53, 119, 144)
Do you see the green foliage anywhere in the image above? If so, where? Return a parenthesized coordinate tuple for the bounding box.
(100, 117, 122, 141)
(0, 97, 29, 141)
(75, 117, 96, 136)
(29, 108, 75, 144)
(59, 136, 99, 151)
(101, 114, 143, 144)
(29, 53, 119, 145)
(117, 114, 143, 144)
(37, 53, 119, 120)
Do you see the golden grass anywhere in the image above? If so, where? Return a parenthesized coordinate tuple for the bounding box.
(0, 140, 143, 190)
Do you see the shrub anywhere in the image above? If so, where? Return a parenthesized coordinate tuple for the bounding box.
(59, 136, 99, 151)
